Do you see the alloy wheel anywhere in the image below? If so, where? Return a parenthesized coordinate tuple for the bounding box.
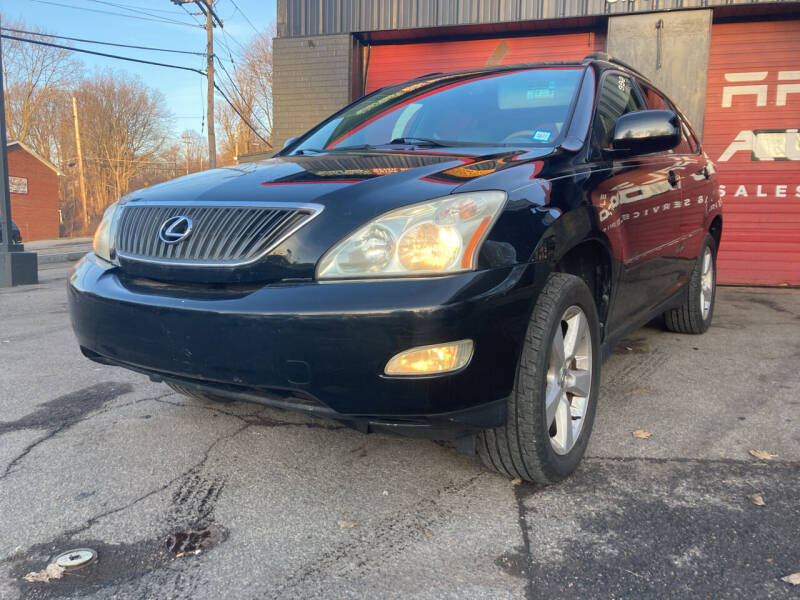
(545, 305, 593, 455)
(700, 247, 714, 321)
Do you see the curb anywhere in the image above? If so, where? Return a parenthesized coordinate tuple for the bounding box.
(38, 251, 88, 265)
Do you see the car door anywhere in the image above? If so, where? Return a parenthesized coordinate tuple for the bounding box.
(589, 72, 685, 335)
(639, 82, 710, 282)
(674, 113, 711, 265)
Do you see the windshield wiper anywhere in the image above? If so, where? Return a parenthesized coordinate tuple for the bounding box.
(293, 144, 374, 155)
(293, 148, 324, 155)
(387, 137, 449, 147)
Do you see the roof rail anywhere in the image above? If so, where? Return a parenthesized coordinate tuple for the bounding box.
(582, 52, 647, 79)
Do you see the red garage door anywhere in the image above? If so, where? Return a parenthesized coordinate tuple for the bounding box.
(703, 20, 800, 286)
(365, 32, 604, 94)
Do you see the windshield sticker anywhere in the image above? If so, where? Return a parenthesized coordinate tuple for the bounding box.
(527, 88, 555, 100)
(532, 130, 552, 143)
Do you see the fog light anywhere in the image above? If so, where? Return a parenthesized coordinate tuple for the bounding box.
(384, 340, 474, 376)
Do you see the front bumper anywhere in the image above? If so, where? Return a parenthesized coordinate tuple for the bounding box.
(68, 254, 548, 433)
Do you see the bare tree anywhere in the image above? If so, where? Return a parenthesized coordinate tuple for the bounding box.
(73, 70, 172, 218)
(216, 25, 275, 162)
(1, 18, 82, 161)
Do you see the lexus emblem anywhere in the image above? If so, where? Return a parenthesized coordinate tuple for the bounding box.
(158, 215, 193, 244)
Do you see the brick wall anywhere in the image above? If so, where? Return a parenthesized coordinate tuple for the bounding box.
(272, 34, 353, 150)
(7, 146, 60, 241)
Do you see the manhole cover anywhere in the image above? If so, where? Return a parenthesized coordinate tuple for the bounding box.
(54, 548, 97, 570)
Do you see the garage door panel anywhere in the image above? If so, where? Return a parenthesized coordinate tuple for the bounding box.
(365, 32, 604, 94)
(703, 19, 800, 285)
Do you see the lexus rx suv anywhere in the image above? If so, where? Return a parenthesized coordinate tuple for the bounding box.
(69, 54, 722, 483)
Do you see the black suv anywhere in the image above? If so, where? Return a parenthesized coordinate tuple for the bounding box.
(69, 54, 722, 483)
(0, 219, 22, 244)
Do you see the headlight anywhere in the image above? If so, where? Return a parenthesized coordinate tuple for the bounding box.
(93, 201, 121, 262)
(316, 191, 506, 279)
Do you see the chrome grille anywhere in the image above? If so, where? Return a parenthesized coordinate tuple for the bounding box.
(115, 202, 322, 266)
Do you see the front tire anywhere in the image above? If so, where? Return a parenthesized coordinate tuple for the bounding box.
(478, 273, 601, 484)
(664, 233, 716, 334)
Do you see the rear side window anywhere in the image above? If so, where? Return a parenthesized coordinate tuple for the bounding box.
(640, 81, 701, 154)
(640, 83, 670, 111)
(679, 117, 701, 154)
(639, 82, 681, 154)
(591, 73, 644, 151)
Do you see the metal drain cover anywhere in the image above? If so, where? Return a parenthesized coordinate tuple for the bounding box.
(54, 548, 97, 570)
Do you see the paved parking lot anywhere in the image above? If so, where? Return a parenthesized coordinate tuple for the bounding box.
(1, 262, 799, 599)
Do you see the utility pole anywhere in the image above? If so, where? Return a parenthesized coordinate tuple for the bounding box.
(0, 16, 37, 286)
(71, 96, 89, 231)
(204, 3, 216, 169)
(234, 121, 239, 163)
(171, 1, 222, 169)
(182, 132, 191, 175)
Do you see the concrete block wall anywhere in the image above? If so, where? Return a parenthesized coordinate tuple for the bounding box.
(606, 10, 713, 137)
(272, 34, 353, 151)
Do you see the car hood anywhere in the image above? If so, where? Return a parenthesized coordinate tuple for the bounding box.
(116, 147, 554, 284)
(125, 147, 553, 205)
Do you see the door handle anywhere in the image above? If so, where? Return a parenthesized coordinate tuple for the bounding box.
(667, 170, 679, 188)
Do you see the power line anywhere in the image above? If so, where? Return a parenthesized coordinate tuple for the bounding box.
(213, 81, 269, 146)
(6, 11, 270, 152)
(0, 34, 206, 76)
(82, 0, 197, 24)
(80, 0, 182, 16)
(228, 0, 260, 35)
(214, 55, 271, 138)
(0, 26, 206, 56)
(177, 2, 204, 26)
(30, 0, 203, 28)
(218, 29, 244, 59)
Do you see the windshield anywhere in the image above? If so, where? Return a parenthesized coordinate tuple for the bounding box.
(287, 67, 585, 153)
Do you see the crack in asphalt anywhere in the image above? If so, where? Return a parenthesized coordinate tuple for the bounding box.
(58, 421, 252, 540)
(512, 483, 536, 600)
(9, 419, 250, 599)
(0, 382, 136, 480)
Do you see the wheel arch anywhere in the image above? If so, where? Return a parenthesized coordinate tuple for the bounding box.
(553, 237, 614, 335)
(708, 214, 723, 252)
(529, 207, 616, 336)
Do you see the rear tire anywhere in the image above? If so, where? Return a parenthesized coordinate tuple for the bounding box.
(477, 273, 601, 484)
(664, 234, 716, 334)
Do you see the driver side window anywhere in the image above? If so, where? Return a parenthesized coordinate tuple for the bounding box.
(591, 73, 644, 152)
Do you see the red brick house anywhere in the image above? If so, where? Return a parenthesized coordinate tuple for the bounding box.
(7, 141, 62, 241)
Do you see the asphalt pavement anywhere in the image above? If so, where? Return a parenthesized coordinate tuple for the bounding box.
(0, 262, 798, 599)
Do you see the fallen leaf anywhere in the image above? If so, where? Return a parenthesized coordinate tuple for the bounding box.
(747, 493, 766, 506)
(423, 528, 433, 538)
(632, 429, 651, 439)
(749, 449, 777, 461)
(337, 520, 357, 529)
(23, 563, 65, 583)
(781, 572, 800, 585)
(511, 478, 522, 485)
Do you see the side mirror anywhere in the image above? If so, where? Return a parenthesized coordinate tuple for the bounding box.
(283, 137, 298, 150)
(611, 110, 680, 156)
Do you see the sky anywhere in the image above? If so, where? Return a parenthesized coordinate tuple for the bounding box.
(1, 0, 277, 141)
